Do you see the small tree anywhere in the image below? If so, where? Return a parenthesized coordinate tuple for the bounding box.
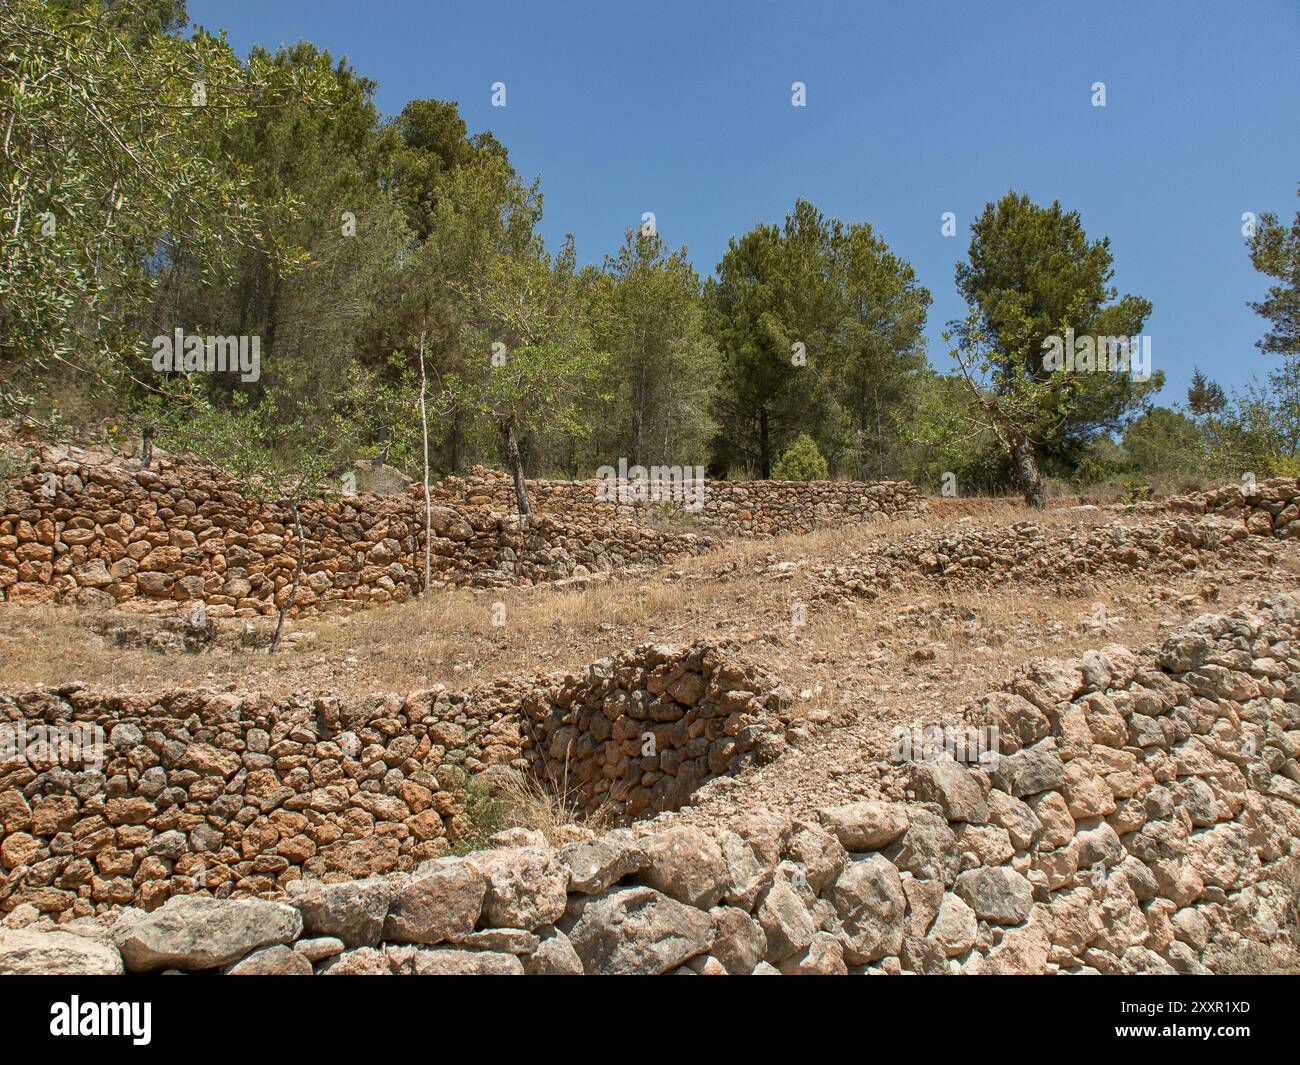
(897, 369, 1010, 496)
(159, 390, 341, 652)
(946, 311, 1069, 507)
(1247, 182, 1300, 360)
(451, 236, 604, 515)
(772, 433, 828, 480)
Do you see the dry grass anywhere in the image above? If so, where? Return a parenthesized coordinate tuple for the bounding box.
(0, 499, 1291, 745)
(437, 756, 613, 853)
(495, 765, 613, 845)
(0, 499, 1048, 694)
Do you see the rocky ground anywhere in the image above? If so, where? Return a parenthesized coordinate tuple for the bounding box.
(3, 494, 1293, 777)
(2, 482, 1299, 974)
(4, 584, 1299, 975)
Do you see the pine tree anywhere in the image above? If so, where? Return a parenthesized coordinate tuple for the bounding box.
(950, 191, 1156, 507)
(1248, 183, 1300, 359)
(771, 433, 828, 480)
(1186, 368, 1227, 418)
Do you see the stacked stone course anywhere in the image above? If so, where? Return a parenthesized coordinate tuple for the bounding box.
(813, 480, 1300, 601)
(814, 514, 1265, 601)
(1156, 476, 1300, 538)
(434, 465, 925, 537)
(0, 643, 786, 918)
(3, 593, 1298, 974)
(0, 453, 923, 614)
(518, 642, 789, 821)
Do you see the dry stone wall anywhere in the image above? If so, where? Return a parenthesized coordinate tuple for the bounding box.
(815, 514, 1255, 600)
(433, 466, 926, 537)
(1156, 476, 1300, 538)
(0, 454, 713, 615)
(813, 480, 1300, 602)
(0, 643, 785, 919)
(3, 593, 1298, 975)
(518, 642, 788, 821)
(0, 452, 923, 615)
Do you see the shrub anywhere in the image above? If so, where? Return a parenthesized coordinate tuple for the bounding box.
(772, 433, 828, 480)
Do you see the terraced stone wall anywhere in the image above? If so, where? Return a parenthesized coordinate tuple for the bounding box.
(1159, 477, 1300, 538)
(0, 452, 924, 615)
(433, 466, 926, 537)
(518, 642, 788, 821)
(0, 643, 783, 920)
(5, 596, 1298, 974)
(0, 455, 712, 614)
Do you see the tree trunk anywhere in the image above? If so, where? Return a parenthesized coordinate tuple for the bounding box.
(875, 393, 885, 479)
(858, 385, 871, 482)
(499, 416, 531, 517)
(1011, 435, 1046, 508)
(418, 332, 432, 598)
(140, 427, 153, 470)
(759, 406, 771, 479)
(270, 498, 305, 654)
(663, 359, 673, 459)
(448, 413, 462, 473)
(633, 357, 647, 467)
(261, 277, 280, 400)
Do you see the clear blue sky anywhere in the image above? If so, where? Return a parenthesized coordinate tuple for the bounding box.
(192, 0, 1300, 406)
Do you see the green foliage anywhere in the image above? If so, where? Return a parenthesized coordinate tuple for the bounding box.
(952, 192, 1158, 451)
(640, 500, 704, 533)
(380, 139, 540, 476)
(828, 222, 932, 478)
(1174, 364, 1299, 481)
(771, 433, 828, 481)
(160, 40, 409, 422)
(1073, 435, 1125, 484)
(1273, 453, 1300, 478)
(155, 386, 344, 504)
(947, 191, 1159, 504)
(1118, 476, 1153, 502)
(450, 235, 605, 456)
(707, 199, 930, 478)
(898, 368, 1012, 495)
(0, 0, 334, 413)
(1071, 366, 1300, 498)
(1121, 406, 1203, 476)
(7, 3, 1298, 510)
(441, 772, 512, 855)
(582, 230, 718, 470)
(1248, 183, 1300, 359)
(1187, 368, 1227, 418)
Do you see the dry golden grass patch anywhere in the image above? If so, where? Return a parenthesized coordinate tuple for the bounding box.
(495, 764, 614, 843)
(0, 499, 1283, 712)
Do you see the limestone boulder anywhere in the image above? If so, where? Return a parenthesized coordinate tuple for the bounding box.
(0, 926, 123, 975)
(112, 896, 302, 972)
(563, 886, 713, 975)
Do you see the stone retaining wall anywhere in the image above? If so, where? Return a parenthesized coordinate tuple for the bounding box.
(0, 455, 712, 615)
(811, 477, 1300, 603)
(814, 512, 1274, 602)
(1157, 476, 1300, 537)
(518, 642, 788, 821)
(0, 643, 784, 918)
(0, 453, 923, 616)
(3, 593, 1299, 974)
(435, 466, 925, 538)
